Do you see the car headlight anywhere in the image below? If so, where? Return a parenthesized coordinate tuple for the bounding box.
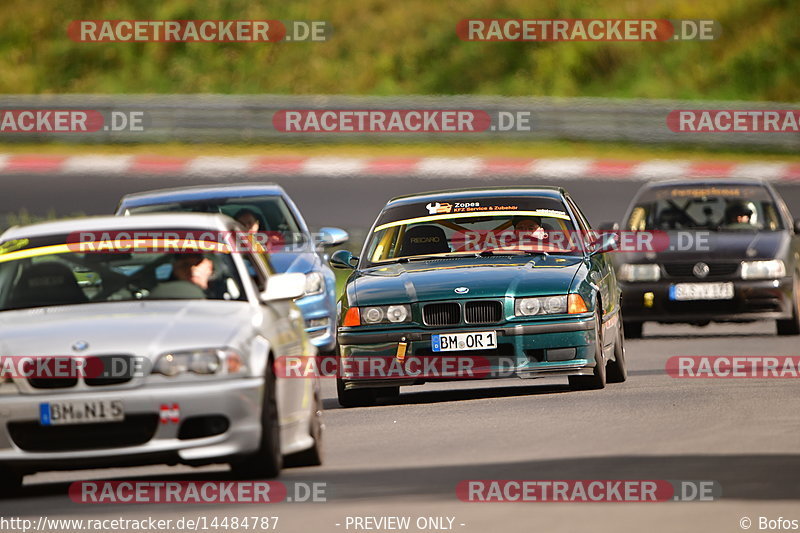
(153, 348, 245, 377)
(515, 294, 589, 316)
(741, 259, 786, 280)
(617, 263, 660, 282)
(353, 304, 413, 325)
(304, 272, 325, 296)
(515, 295, 568, 316)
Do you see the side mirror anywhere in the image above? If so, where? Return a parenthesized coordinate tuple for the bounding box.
(318, 227, 349, 248)
(330, 249, 358, 270)
(590, 232, 618, 256)
(260, 273, 306, 302)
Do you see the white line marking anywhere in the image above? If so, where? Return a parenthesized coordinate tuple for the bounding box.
(302, 157, 368, 176)
(729, 162, 791, 180)
(631, 159, 691, 180)
(63, 155, 134, 174)
(416, 157, 482, 177)
(530, 158, 593, 178)
(186, 156, 255, 176)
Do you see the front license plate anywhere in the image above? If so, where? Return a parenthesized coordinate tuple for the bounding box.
(39, 400, 124, 426)
(669, 282, 734, 301)
(432, 331, 497, 352)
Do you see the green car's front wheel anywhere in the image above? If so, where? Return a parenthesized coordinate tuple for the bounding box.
(569, 308, 607, 391)
(606, 320, 628, 383)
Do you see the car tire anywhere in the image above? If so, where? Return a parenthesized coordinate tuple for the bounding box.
(776, 275, 800, 336)
(375, 386, 401, 400)
(283, 391, 323, 468)
(336, 377, 376, 408)
(0, 466, 22, 498)
(606, 320, 628, 383)
(623, 321, 643, 339)
(569, 308, 607, 391)
(230, 361, 282, 479)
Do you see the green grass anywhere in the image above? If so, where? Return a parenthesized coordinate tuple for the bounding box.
(0, 208, 87, 231)
(1, 0, 798, 101)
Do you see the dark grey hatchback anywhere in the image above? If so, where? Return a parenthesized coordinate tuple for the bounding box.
(611, 178, 800, 338)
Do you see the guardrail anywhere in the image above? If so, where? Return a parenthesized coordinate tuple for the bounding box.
(0, 94, 797, 150)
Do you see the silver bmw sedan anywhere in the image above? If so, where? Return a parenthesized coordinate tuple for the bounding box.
(0, 213, 323, 494)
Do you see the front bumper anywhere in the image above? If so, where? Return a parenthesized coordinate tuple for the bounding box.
(337, 316, 597, 390)
(0, 377, 264, 473)
(619, 277, 793, 323)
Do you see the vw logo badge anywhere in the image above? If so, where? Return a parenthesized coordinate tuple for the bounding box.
(72, 340, 89, 352)
(454, 287, 469, 294)
(692, 262, 710, 278)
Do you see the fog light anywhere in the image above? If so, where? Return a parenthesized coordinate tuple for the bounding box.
(306, 317, 329, 328)
(546, 348, 576, 362)
(644, 292, 654, 308)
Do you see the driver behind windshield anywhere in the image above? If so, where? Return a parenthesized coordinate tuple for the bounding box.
(724, 202, 755, 229)
(149, 253, 215, 299)
(234, 208, 261, 233)
(511, 216, 547, 240)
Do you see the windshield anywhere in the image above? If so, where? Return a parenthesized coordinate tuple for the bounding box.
(127, 195, 307, 246)
(0, 236, 248, 312)
(364, 195, 582, 265)
(626, 185, 783, 232)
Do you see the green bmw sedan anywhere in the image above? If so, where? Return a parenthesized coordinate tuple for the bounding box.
(330, 187, 627, 407)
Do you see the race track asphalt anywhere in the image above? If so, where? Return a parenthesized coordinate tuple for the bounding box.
(0, 172, 798, 533)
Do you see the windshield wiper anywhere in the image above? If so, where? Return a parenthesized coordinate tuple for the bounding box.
(393, 255, 450, 263)
(389, 250, 552, 264)
(476, 250, 549, 258)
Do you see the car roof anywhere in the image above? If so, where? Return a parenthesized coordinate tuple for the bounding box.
(0, 213, 240, 242)
(639, 177, 770, 190)
(119, 183, 286, 208)
(385, 186, 566, 208)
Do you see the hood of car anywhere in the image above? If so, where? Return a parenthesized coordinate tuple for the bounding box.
(349, 255, 583, 306)
(0, 300, 255, 359)
(268, 251, 319, 274)
(618, 230, 790, 263)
